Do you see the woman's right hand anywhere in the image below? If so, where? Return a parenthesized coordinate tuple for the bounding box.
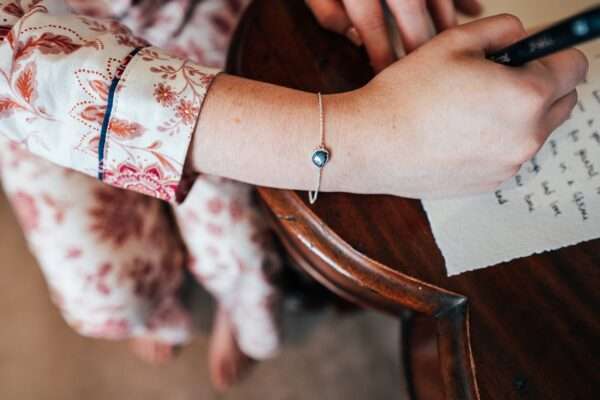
(327, 14, 588, 198)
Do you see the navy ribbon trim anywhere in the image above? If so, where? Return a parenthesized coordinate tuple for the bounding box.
(98, 47, 143, 180)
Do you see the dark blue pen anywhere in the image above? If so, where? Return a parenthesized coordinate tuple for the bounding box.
(488, 5, 600, 66)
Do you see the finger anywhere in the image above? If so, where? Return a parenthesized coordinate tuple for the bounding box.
(343, 0, 395, 72)
(386, 0, 436, 53)
(545, 90, 578, 133)
(457, 14, 527, 53)
(454, 0, 482, 16)
(306, 0, 359, 44)
(534, 48, 589, 102)
(427, 0, 457, 32)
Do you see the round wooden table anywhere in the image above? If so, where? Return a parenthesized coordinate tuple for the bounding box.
(227, 1, 600, 399)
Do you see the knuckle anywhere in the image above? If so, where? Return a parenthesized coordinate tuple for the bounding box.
(572, 48, 589, 81)
(555, 48, 589, 87)
(517, 79, 550, 112)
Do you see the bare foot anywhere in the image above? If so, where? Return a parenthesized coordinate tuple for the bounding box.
(209, 307, 255, 392)
(128, 337, 178, 366)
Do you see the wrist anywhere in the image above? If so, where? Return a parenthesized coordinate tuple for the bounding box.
(191, 74, 340, 192)
(318, 90, 364, 193)
(323, 87, 401, 195)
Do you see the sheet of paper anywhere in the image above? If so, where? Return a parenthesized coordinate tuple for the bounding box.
(422, 40, 600, 276)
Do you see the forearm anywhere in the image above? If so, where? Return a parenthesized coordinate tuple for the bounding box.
(2, 0, 378, 202)
(192, 74, 368, 194)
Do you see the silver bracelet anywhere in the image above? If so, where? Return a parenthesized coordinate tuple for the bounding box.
(308, 92, 330, 205)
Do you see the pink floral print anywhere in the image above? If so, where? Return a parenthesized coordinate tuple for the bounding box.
(153, 83, 177, 106)
(89, 185, 151, 246)
(0, 0, 280, 359)
(0, 136, 192, 344)
(11, 190, 38, 232)
(0, 0, 219, 202)
(174, 176, 281, 359)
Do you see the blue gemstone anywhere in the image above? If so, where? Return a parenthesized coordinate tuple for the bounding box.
(312, 149, 329, 168)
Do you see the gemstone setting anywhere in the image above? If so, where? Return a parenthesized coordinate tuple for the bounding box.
(311, 148, 329, 168)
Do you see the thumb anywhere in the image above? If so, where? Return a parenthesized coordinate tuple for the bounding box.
(457, 14, 527, 54)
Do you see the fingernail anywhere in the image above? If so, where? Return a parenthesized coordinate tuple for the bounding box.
(345, 27, 362, 47)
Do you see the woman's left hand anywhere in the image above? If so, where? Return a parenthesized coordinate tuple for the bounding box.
(306, 0, 482, 72)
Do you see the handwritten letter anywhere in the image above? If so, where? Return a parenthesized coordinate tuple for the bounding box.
(422, 40, 600, 276)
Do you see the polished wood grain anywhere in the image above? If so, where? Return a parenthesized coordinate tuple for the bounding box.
(227, 1, 600, 399)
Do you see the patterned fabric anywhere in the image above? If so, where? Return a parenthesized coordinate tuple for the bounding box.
(0, 136, 193, 343)
(0, 0, 281, 359)
(0, 0, 220, 202)
(174, 176, 282, 358)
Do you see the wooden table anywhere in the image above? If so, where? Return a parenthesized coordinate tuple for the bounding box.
(227, 1, 600, 398)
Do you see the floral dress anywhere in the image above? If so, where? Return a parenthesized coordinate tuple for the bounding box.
(0, 0, 281, 359)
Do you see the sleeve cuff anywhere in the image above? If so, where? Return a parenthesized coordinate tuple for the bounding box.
(0, 8, 219, 204)
(101, 47, 219, 202)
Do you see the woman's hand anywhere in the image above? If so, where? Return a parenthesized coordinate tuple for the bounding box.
(306, 0, 482, 71)
(327, 14, 588, 198)
(194, 15, 586, 201)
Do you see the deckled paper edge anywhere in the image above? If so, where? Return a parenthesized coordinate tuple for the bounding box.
(421, 200, 599, 276)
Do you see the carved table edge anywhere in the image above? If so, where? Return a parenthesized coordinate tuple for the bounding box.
(258, 187, 480, 400)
